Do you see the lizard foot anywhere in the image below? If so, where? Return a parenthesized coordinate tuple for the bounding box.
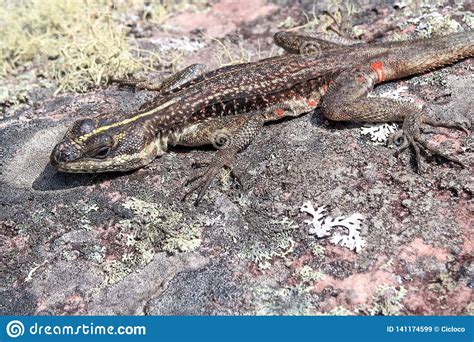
(182, 149, 241, 205)
(389, 129, 465, 173)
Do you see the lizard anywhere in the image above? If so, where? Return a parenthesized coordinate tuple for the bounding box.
(50, 30, 473, 204)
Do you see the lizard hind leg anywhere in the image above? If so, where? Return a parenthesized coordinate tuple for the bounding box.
(321, 65, 467, 172)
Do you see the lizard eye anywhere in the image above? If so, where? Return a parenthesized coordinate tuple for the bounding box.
(92, 146, 111, 159)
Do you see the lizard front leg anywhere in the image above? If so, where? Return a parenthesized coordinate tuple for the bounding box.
(178, 93, 321, 204)
(111, 63, 207, 93)
(179, 114, 265, 205)
(320, 64, 467, 172)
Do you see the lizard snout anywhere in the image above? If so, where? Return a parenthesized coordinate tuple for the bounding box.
(50, 142, 82, 165)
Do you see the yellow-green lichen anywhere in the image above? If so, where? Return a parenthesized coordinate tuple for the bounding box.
(309, 242, 326, 258)
(101, 196, 203, 285)
(296, 265, 325, 283)
(102, 259, 134, 286)
(162, 226, 202, 253)
(237, 217, 301, 270)
(292, 0, 360, 35)
(253, 284, 317, 315)
(368, 284, 407, 316)
(239, 226, 295, 270)
(120, 196, 203, 254)
(467, 302, 474, 316)
(212, 36, 276, 68)
(427, 271, 457, 296)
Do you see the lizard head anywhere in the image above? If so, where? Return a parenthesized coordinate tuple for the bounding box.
(50, 117, 165, 173)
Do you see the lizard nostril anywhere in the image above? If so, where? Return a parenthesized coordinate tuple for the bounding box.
(51, 147, 63, 164)
(51, 144, 77, 164)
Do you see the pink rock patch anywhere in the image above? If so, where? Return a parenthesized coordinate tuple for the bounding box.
(324, 244, 358, 262)
(398, 237, 450, 263)
(170, 0, 278, 37)
(404, 282, 472, 315)
(454, 201, 473, 252)
(106, 191, 123, 203)
(315, 269, 397, 308)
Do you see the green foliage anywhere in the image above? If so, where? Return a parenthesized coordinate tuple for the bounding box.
(0, 0, 166, 93)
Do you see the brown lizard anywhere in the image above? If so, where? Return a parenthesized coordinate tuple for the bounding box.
(50, 30, 473, 204)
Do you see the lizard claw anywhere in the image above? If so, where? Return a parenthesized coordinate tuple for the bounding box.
(182, 151, 237, 205)
(423, 114, 471, 135)
(417, 138, 466, 169)
(453, 122, 471, 135)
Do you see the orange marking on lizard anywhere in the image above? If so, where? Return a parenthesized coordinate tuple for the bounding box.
(307, 99, 318, 107)
(275, 108, 285, 117)
(370, 60, 385, 82)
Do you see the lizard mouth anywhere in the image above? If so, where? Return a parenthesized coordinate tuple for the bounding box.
(50, 141, 161, 173)
(51, 156, 144, 173)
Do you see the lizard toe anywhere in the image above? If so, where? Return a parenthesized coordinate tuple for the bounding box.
(457, 122, 471, 135)
(417, 138, 466, 169)
(183, 151, 237, 205)
(423, 114, 471, 135)
(389, 129, 465, 172)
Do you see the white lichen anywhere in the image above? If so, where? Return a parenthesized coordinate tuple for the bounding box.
(300, 203, 332, 237)
(300, 201, 366, 253)
(361, 123, 398, 144)
(25, 260, 48, 282)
